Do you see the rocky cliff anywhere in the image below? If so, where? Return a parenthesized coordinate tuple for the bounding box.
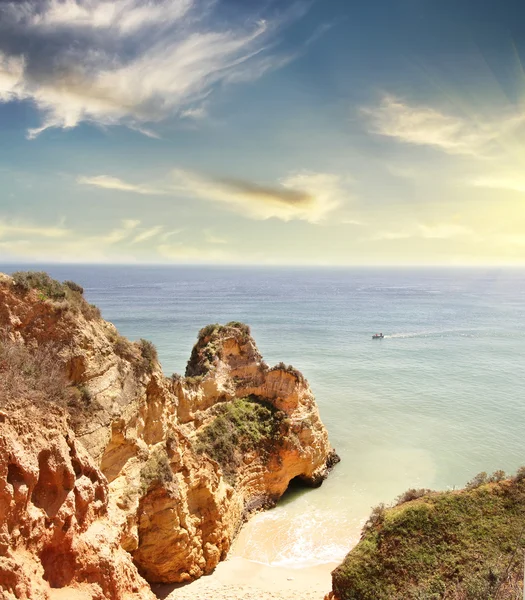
(0, 271, 338, 598)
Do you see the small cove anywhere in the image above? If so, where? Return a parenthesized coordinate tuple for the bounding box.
(5, 264, 525, 574)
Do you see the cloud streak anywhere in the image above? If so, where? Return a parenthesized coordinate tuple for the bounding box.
(77, 175, 167, 195)
(363, 95, 525, 157)
(170, 169, 345, 222)
(77, 168, 347, 222)
(0, 0, 302, 137)
(0, 218, 69, 238)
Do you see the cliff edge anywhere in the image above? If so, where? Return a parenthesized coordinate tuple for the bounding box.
(0, 271, 338, 598)
(327, 471, 525, 600)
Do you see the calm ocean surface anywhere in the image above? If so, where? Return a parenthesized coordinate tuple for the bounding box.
(3, 265, 525, 566)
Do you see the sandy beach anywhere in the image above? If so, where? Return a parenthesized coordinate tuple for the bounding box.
(153, 557, 336, 600)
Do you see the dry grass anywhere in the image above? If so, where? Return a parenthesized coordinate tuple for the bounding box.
(0, 333, 102, 428)
(0, 332, 69, 408)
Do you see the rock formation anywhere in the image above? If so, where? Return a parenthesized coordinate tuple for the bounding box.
(0, 272, 338, 598)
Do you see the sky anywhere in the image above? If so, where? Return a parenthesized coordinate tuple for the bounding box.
(1, 0, 525, 265)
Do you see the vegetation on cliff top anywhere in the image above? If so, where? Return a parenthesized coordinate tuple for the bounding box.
(10, 271, 101, 320)
(185, 321, 252, 377)
(7, 271, 158, 373)
(194, 396, 288, 483)
(332, 470, 525, 600)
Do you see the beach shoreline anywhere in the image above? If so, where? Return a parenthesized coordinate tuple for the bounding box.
(154, 557, 337, 600)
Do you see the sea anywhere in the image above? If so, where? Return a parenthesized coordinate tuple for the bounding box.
(3, 264, 525, 568)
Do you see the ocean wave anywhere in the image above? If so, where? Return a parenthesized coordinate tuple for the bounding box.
(233, 508, 354, 568)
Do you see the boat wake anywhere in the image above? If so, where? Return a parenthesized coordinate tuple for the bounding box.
(385, 329, 479, 339)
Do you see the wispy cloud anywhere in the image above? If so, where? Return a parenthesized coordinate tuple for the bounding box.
(0, 217, 167, 262)
(132, 226, 163, 244)
(76, 168, 348, 222)
(170, 169, 345, 222)
(103, 219, 140, 243)
(77, 175, 167, 195)
(0, 218, 69, 238)
(470, 173, 525, 194)
(371, 222, 474, 241)
(0, 0, 304, 137)
(21, 0, 193, 35)
(363, 95, 525, 157)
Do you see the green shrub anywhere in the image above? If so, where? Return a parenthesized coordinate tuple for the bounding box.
(113, 335, 134, 358)
(225, 321, 251, 336)
(138, 338, 158, 371)
(269, 362, 305, 383)
(514, 466, 525, 482)
(140, 447, 173, 493)
(80, 302, 101, 320)
(194, 397, 286, 484)
(63, 280, 84, 295)
(185, 374, 204, 386)
(489, 469, 506, 483)
(186, 321, 253, 377)
(395, 488, 433, 505)
(12, 271, 66, 300)
(362, 503, 386, 535)
(198, 324, 221, 339)
(465, 471, 489, 490)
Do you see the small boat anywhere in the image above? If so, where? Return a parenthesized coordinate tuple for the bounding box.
(372, 333, 384, 339)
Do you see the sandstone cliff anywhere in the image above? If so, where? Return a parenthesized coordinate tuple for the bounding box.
(0, 272, 338, 598)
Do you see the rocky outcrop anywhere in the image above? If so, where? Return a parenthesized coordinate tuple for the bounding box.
(0, 399, 155, 600)
(0, 272, 338, 597)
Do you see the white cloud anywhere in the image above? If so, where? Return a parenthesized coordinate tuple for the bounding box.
(0, 54, 25, 102)
(77, 175, 167, 195)
(76, 167, 348, 222)
(470, 174, 525, 194)
(363, 95, 525, 157)
(103, 219, 140, 243)
(170, 169, 345, 222)
(0, 218, 69, 238)
(0, 1, 301, 137)
(0, 217, 168, 262)
(23, 0, 193, 35)
(160, 229, 183, 242)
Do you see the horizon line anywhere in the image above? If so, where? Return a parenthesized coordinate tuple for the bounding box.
(1, 262, 525, 270)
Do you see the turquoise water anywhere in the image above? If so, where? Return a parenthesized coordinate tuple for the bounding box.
(4, 265, 525, 565)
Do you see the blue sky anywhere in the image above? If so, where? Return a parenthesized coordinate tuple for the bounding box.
(1, 0, 525, 264)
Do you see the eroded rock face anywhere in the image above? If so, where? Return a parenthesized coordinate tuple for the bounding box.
(0, 403, 154, 600)
(0, 274, 338, 594)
